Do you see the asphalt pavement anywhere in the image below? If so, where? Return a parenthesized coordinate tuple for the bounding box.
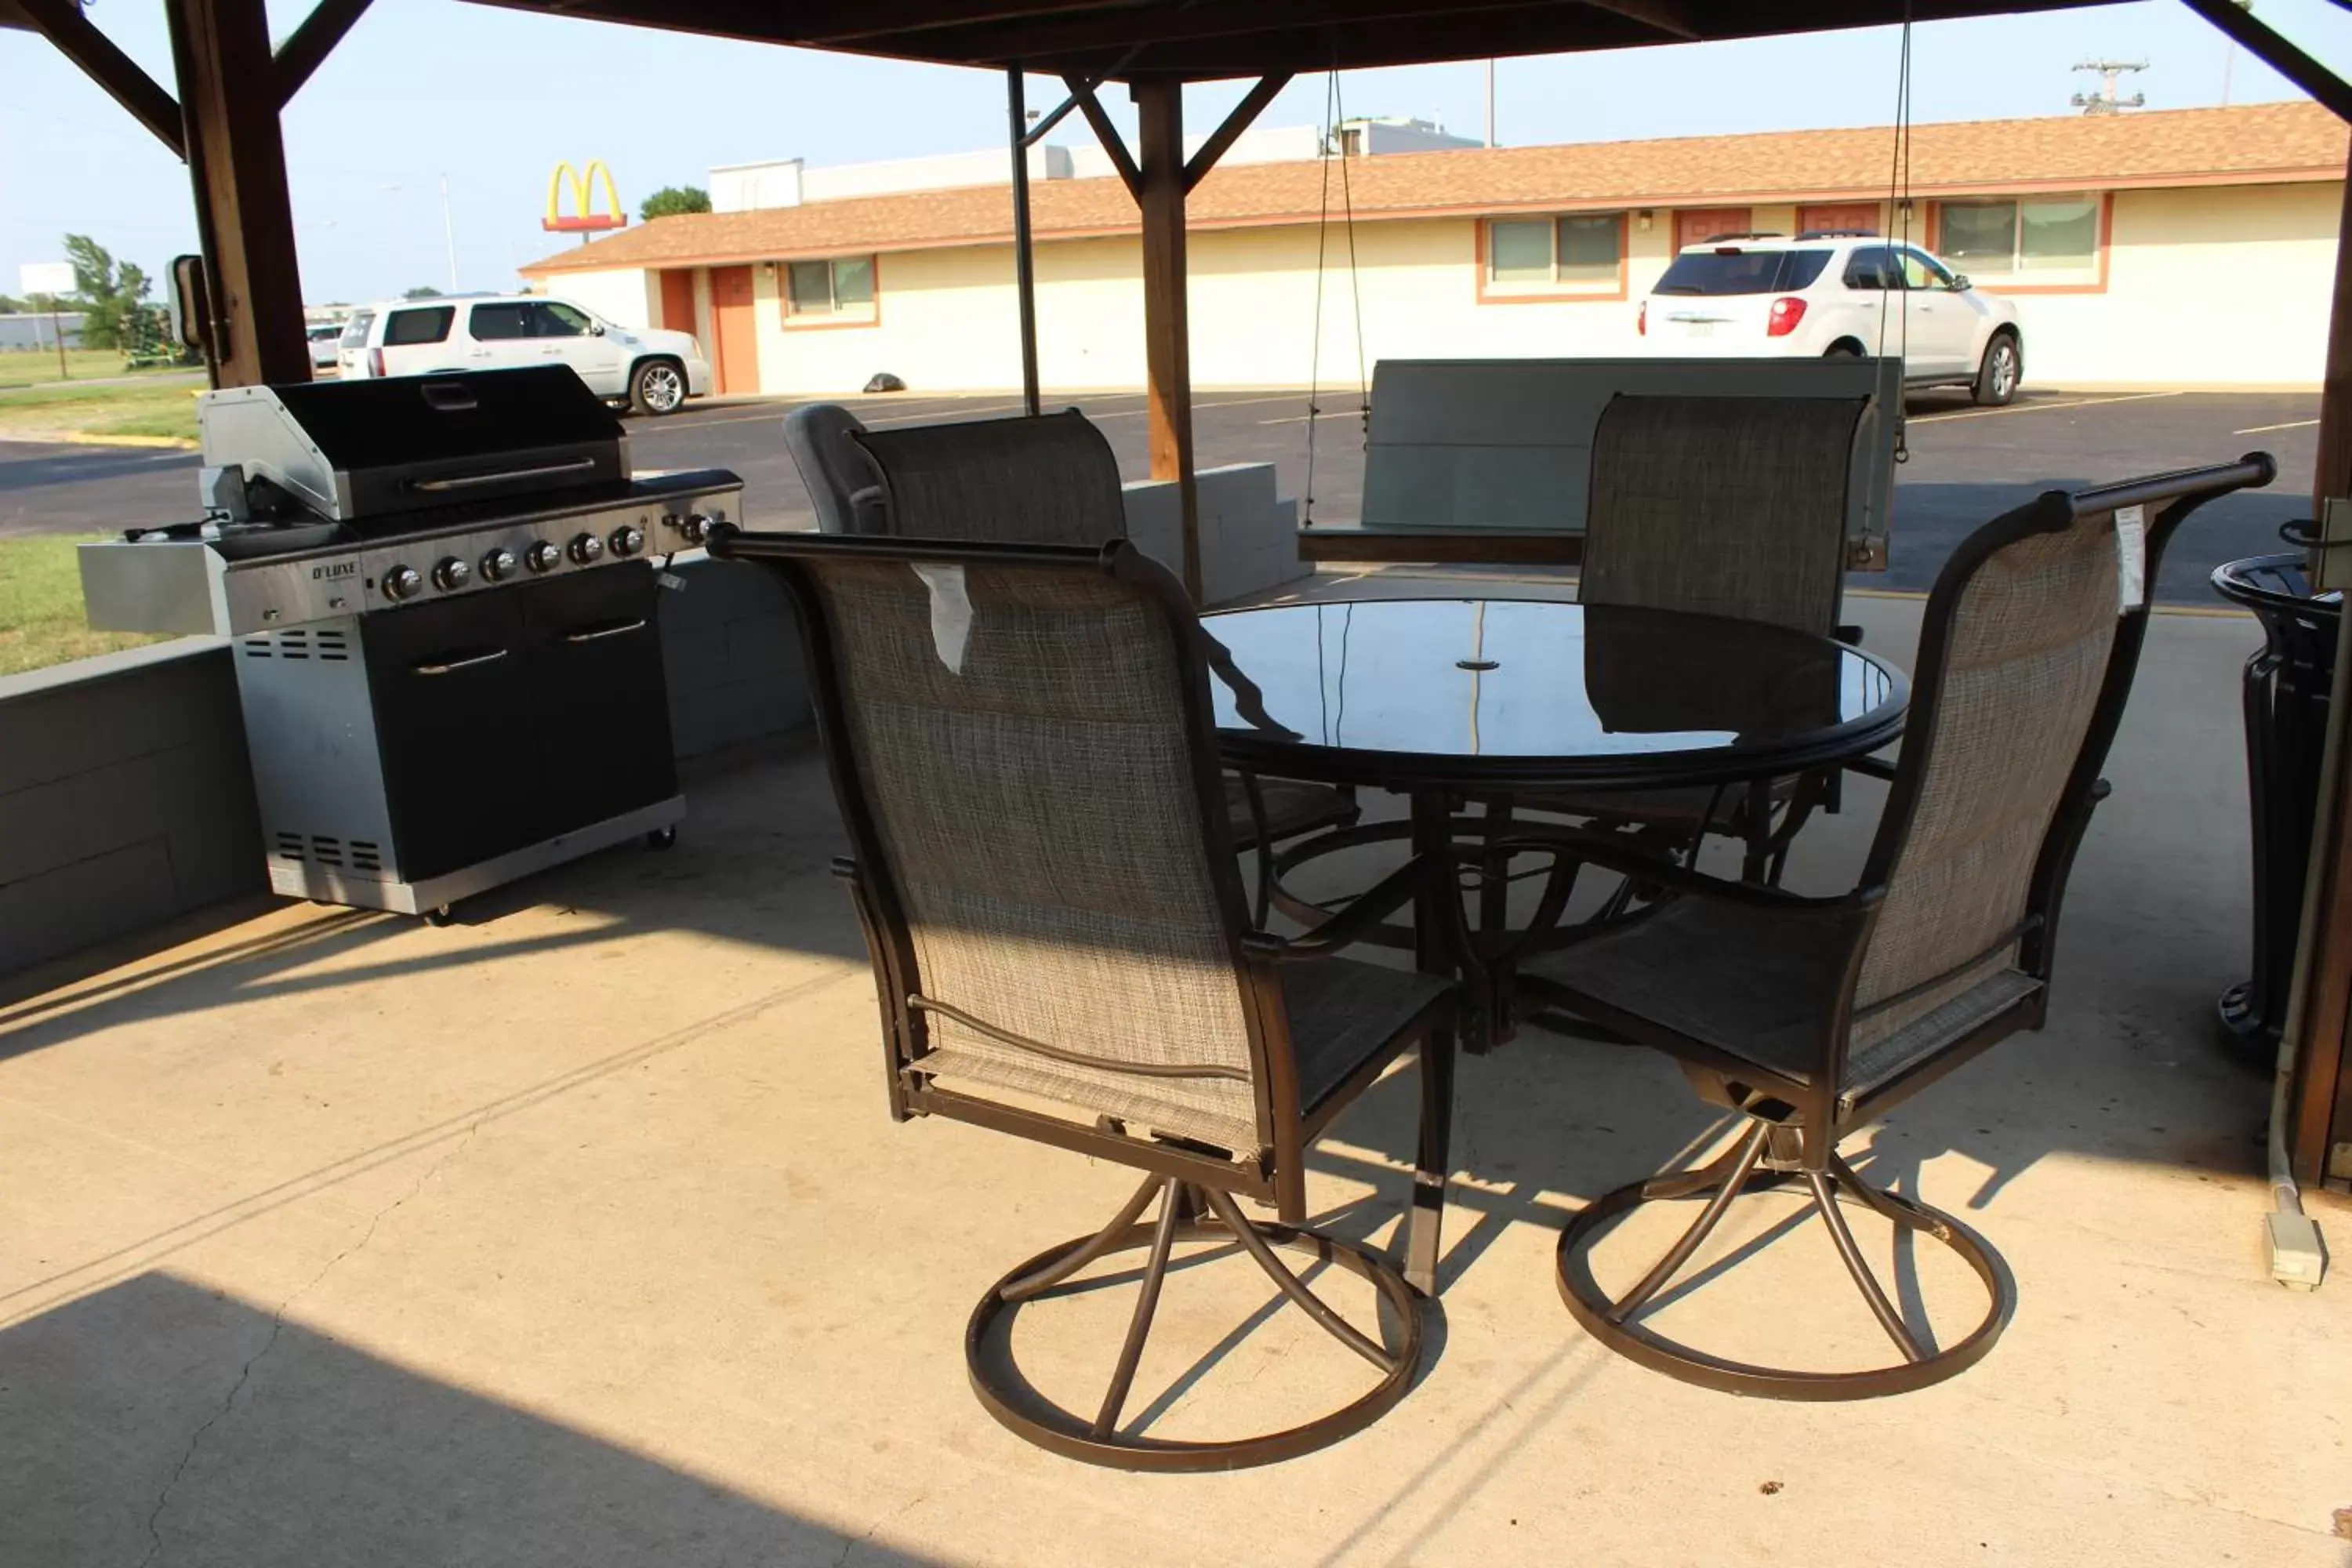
(2, 384, 2319, 606)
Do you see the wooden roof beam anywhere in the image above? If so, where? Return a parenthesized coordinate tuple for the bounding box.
(274, 0, 374, 106)
(1184, 72, 1290, 193)
(860, 0, 1597, 68)
(16, 0, 184, 158)
(2179, 0, 2352, 122)
(1579, 0, 1700, 40)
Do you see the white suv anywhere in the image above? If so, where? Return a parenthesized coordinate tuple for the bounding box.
(336, 295, 711, 416)
(1635, 232, 2024, 405)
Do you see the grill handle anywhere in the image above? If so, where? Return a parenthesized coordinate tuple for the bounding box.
(408, 457, 598, 493)
(411, 648, 510, 677)
(561, 619, 650, 644)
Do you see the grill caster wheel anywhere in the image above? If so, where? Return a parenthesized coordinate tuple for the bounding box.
(423, 905, 453, 927)
(645, 827, 677, 851)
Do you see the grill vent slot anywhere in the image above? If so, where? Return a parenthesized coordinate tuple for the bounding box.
(278, 630, 310, 660)
(349, 840, 382, 872)
(309, 834, 343, 868)
(274, 831, 305, 862)
(243, 638, 274, 659)
(314, 630, 350, 662)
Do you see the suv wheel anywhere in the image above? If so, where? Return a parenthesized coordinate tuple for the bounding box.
(630, 358, 687, 416)
(1973, 333, 2020, 407)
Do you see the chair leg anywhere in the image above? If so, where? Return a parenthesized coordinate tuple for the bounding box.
(1405, 1029, 1456, 1297)
(1554, 1120, 2014, 1400)
(965, 1176, 1428, 1469)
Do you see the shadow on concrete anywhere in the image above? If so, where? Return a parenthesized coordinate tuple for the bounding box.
(0, 1272, 937, 1568)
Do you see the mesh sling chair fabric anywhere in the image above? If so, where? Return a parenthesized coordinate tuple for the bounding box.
(1503, 392, 1868, 880)
(706, 526, 1468, 1468)
(1512, 453, 2277, 1399)
(782, 404, 887, 535)
(848, 407, 1359, 916)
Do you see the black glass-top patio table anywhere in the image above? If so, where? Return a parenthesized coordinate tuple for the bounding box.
(1205, 596, 1909, 993)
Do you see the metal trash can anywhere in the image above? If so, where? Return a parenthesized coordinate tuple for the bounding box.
(2212, 552, 2342, 1059)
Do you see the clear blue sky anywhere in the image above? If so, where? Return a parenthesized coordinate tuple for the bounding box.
(4, 0, 2349, 307)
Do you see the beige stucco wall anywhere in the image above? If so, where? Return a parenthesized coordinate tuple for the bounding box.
(1987, 180, 2340, 386)
(549, 267, 659, 332)
(537, 179, 2340, 396)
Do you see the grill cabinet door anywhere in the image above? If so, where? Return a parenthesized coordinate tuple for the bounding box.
(362, 590, 542, 880)
(519, 564, 677, 834)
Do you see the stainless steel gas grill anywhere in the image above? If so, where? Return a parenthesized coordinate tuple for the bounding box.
(80, 366, 742, 921)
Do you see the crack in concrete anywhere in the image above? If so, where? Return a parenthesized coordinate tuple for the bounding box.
(133, 1118, 485, 1568)
(832, 1492, 927, 1568)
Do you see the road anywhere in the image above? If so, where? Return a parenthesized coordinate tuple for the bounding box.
(1, 385, 2319, 606)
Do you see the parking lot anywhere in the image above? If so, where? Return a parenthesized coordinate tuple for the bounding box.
(0, 385, 2320, 606)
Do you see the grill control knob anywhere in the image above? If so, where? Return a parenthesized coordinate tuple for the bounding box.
(383, 564, 422, 602)
(608, 524, 646, 557)
(479, 547, 517, 583)
(680, 512, 710, 544)
(431, 556, 471, 592)
(524, 540, 561, 574)
(568, 532, 605, 565)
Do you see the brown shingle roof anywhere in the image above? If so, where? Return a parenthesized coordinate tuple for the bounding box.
(524, 100, 2347, 275)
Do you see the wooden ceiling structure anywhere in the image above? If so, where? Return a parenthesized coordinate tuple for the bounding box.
(14, 0, 2352, 1188)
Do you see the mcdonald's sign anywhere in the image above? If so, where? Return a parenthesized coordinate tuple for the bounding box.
(543, 160, 628, 234)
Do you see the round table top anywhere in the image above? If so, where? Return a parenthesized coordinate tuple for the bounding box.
(1207, 597, 1907, 791)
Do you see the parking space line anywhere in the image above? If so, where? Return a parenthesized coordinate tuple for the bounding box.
(1910, 390, 2183, 424)
(2234, 417, 2321, 435)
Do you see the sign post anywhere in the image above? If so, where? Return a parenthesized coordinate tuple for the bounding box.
(19, 261, 77, 379)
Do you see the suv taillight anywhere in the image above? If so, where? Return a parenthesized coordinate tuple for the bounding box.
(1766, 296, 1807, 336)
(367, 347, 385, 376)
(1636, 300, 1646, 336)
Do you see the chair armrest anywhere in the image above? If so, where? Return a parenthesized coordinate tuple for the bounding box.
(1242, 857, 1425, 961)
(1842, 755, 1900, 783)
(1489, 823, 1880, 914)
(831, 855, 859, 881)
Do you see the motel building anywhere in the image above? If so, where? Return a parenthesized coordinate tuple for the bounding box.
(521, 100, 2350, 397)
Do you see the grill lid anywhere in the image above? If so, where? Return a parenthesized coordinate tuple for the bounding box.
(198, 365, 630, 523)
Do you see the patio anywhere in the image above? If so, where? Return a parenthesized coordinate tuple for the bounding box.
(4, 573, 2345, 1567)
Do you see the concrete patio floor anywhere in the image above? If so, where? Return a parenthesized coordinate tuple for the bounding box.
(2, 576, 2348, 1567)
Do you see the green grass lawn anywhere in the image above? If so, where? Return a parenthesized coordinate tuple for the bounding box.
(0, 376, 203, 443)
(0, 535, 168, 677)
(0, 347, 193, 388)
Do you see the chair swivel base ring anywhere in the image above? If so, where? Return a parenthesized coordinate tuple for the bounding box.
(966, 1203, 1425, 1471)
(1555, 1152, 2014, 1401)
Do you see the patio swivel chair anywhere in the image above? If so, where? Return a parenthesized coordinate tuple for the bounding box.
(1507, 391, 1868, 887)
(842, 406, 1361, 924)
(1514, 453, 2275, 1399)
(705, 525, 1470, 1468)
(782, 403, 887, 535)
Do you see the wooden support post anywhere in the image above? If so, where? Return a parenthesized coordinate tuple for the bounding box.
(167, 0, 310, 387)
(1134, 78, 1200, 601)
(2286, 172, 2352, 1189)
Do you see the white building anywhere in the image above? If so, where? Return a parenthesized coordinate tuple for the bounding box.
(523, 102, 2348, 396)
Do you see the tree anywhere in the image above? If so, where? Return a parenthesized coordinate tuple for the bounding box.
(640, 185, 711, 221)
(0, 293, 20, 314)
(61, 234, 151, 350)
(402, 285, 444, 299)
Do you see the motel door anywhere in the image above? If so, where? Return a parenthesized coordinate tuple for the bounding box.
(710, 266, 760, 396)
(1674, 208, 1752, 252)
(659, 270, 697, 335)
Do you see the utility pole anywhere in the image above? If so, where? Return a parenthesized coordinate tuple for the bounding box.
(2071, 58, 2149, 114)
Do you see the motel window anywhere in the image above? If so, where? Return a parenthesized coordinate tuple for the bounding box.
(786, 256, 877, 319)
(1485, 214, 1624, 294)
(1938, 195, 2100, 280)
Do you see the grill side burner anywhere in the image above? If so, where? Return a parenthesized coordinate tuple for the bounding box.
(74, 368, 743, 920)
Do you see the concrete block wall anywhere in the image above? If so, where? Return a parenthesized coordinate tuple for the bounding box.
(1123, 463, 1311, 606)
(0, 554, 811, 985)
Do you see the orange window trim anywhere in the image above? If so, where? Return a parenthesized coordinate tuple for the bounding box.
(779, 255, 886, 330)
(1474, 213, 1629, 305)
(1924, 193, 2111, 296)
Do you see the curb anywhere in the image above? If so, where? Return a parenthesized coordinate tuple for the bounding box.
(0, 430, 198, 450)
